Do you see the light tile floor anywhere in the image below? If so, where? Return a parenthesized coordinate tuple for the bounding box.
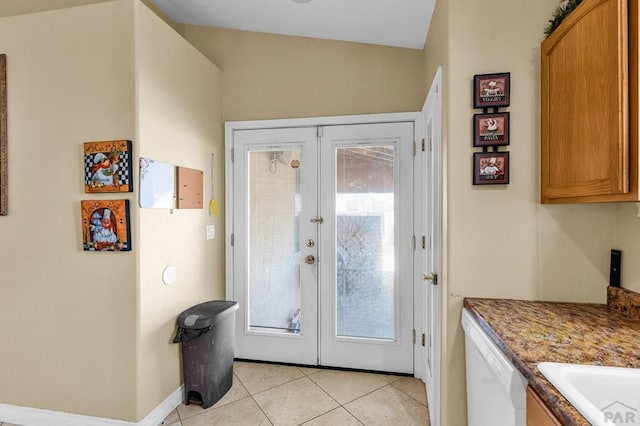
(161, 361, 430, 426)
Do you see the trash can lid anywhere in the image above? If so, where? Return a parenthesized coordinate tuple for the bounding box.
(176, 300, 239, 329)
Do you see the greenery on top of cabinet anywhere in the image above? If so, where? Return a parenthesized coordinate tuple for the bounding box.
(544, 0, 583, 37)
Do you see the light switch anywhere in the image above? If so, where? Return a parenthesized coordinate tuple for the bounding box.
(206, 225, 215, 240)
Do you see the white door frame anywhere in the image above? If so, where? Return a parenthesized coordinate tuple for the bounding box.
(224, 111, 426, 370)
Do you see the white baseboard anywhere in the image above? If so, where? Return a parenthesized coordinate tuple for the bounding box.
(0, 386, 183, 426)
(139, 386, 183, 426)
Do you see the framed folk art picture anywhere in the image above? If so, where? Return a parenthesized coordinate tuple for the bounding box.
(473, 72, 510, 108)
(81, 199, 131, 251)
(473, 152, 510, 185)
(84, 140, 133, 193)
(473, 112, 510, 147)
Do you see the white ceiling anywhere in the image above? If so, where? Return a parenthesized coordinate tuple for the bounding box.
(152, 0, 435, 50)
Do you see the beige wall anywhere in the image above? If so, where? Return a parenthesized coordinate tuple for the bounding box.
(613, 204, 640, 293)
(0, 0, 137, 419)
(428, 0, 618, 425)
(0, 0, 223, 422)
(134, 1, 223, 419)
(0, 0, 109, 17)
(175, 25, 427, 121)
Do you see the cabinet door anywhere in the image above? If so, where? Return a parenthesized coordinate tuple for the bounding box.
(541, 0, 629, 203)
(527, 387, 562, 426)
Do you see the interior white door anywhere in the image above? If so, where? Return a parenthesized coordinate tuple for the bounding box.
(318, 122, 414, 373)
(232, 127, 319, 365)
(422, 68, 442, 426)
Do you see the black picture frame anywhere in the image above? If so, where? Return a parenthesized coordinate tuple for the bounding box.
(473, 152, 510, 185)
(473, 72, 510, 108)
(473, 112, 510, 147)
(0, 54, 6, 216)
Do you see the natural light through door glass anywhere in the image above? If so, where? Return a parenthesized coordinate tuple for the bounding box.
(248, 148, 302, 334)
(335, 145, 395, 340)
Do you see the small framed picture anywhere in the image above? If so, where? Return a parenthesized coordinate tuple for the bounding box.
(81, 199, 132, 251)
(473, 72, 510, 108)
(473, 152, 509, 185)
(473, 112, 510, 147)
(84, 140, 133, 193)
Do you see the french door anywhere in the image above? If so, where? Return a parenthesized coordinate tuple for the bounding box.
(230, 121, 414, 373)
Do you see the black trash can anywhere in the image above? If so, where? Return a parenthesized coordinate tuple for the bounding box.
(173, 300, 239, 409)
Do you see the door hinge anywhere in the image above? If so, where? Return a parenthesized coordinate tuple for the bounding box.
(317, 126, 324, 138)
(421, 138, 425, 152)
(422, 236, 426, 250)
(230, 233, 234, 247)
(230, 148, 234, 162)
(421, 333, 426, 347)
(413, 141, 417, 157)
(412, 329, 416, 345)
(413, 235, 416, 250)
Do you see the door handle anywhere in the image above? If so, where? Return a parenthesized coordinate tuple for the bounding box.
(423, 273, 438, 285)
(305, 255, 316, 265)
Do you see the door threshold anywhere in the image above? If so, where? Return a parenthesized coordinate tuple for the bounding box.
(234, 358, 413, 377)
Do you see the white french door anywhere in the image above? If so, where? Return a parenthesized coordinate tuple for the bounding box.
(231, 127, 319, 365)
(318, 123, 414, 372)
(230, 120, 414, 373)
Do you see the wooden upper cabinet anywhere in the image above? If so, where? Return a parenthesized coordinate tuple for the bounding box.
(541, 0, 638, 203)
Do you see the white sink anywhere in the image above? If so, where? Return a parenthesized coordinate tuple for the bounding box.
(538, 362, 640, 426)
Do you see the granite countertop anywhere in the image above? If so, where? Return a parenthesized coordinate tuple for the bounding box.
(463, 287, 640, 426)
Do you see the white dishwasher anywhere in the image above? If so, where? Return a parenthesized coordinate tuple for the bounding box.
(461, 308, 527, 426)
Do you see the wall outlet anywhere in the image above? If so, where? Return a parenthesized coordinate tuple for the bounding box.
(206, 225, 215, 240)
(610, 249, 621, 287)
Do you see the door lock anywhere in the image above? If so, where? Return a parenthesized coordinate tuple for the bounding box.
(310, 217, 324, 224)
(305, 255, 316, 265)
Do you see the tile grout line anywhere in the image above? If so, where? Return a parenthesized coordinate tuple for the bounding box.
(237, 367, 344, 426)
(175, 405, 184, 426)
(297, 374, 378, 425)
(249, 393, 275, 426)
(389, 380, 429, 407)
(233, 366, 308, 425)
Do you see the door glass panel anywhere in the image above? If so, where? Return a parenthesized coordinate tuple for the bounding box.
(247, 148, 302, 334)
(335, 145, 395, 340)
